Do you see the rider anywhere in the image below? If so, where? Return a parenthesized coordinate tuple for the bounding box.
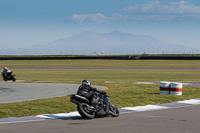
(2, 67, 10, 76)
(77, 79, 106, 108)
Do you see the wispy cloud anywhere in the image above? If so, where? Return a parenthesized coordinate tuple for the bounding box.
(123, 1, 200, 21)
(67, 13, 108, 24)
(66, 1, 200, 24)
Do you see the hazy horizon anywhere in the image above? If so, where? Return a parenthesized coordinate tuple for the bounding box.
(0, 30, 198, 55)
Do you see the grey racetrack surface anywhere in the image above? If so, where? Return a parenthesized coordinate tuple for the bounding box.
(1, 105, 200, 133)
(0, 82, 106, 103)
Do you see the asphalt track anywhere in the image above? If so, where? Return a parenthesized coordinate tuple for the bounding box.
(0, 82, 106, 103)
(1, 105, 200, 133)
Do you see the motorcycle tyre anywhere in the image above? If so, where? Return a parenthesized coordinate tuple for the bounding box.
(3, 77, 7, 82)
(12, 76, 16, 82)
(77, 103, 95, 119)
(109, 103, 119, 117)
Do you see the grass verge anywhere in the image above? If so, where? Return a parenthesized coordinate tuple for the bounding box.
(0, 84, 199, 118)
(0, 60, 200, 118)
(0, 60, 200, 68)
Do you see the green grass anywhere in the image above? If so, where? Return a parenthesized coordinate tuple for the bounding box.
(1, 60, 200, 68)
(0, 83, 199, 118)
(13, 69, 200, 83)
(0, 60, 200, 118)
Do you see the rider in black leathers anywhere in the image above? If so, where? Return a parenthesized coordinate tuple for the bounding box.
(2, 67, 9, 75)
(77, 79, 106, 107)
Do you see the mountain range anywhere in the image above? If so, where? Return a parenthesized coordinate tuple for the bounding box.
(0, 31, 197, 55)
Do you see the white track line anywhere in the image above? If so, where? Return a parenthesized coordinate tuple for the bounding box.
(1, 98, 200, 124)
(36, 98, 200, 119)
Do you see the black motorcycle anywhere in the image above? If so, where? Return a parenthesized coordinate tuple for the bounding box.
(1, 70, 16, 82)
(70, 93, 119, 119)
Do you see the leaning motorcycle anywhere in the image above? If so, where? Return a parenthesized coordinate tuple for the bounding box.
(70, 93, 119, 119)
(1, 70, 16, 82)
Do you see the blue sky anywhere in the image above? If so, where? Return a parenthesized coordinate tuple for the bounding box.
(0, 0, 200, 50)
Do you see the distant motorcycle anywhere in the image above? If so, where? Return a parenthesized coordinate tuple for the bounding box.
(70, 93, 119, 119)
(1, 70, 16, 82)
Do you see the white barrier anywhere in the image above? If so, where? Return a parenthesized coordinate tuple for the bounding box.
(159, 81, 171, 95)
(170, 82, 183, 95)
(159, 81, 183, 95)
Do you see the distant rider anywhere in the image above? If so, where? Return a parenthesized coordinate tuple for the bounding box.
(2, 67, 10, 76)
(77, 79, 106, 108)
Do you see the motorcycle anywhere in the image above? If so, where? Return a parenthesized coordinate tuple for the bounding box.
(70, 93, 119, 119)
(1, 70, 16, 82)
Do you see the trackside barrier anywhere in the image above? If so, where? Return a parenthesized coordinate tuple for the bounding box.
(159, 81, 183, 96)
(170, 82, 183, 96)
(159, 81, 171, 95)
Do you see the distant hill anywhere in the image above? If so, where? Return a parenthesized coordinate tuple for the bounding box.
(0, 31, 197, 55)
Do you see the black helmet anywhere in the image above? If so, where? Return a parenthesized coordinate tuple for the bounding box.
(82, 79, 90, 86)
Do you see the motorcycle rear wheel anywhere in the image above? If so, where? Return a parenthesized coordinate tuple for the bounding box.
(77, 103, 95, 119)
(3, 77, 7, 82)
(109, 103, 119, 117)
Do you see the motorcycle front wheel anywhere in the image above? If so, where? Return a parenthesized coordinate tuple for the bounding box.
(12, 76, 16, 82)
(77, 103, 95, 119)
(109, 103, 119, 117)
